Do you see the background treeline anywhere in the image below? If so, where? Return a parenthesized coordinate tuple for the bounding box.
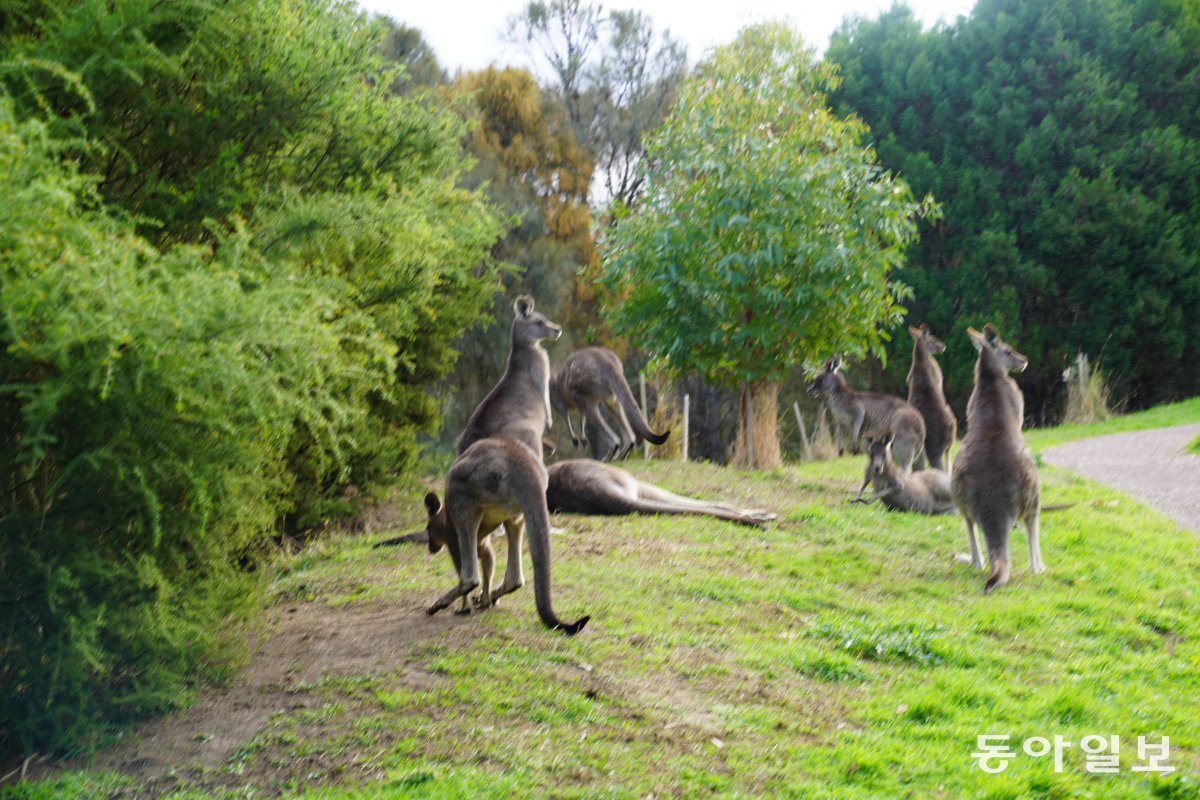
(828, 0, 1200, 421)
(0, 0, 505, 755)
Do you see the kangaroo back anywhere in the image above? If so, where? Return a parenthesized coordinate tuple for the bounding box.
(952, 325, 1041, 593)
(906, 325, 957, 470)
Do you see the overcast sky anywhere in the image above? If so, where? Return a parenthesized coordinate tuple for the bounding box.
(354, 0, 976, 75)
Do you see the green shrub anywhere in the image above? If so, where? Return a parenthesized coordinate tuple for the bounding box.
(0, 101, 390, 755)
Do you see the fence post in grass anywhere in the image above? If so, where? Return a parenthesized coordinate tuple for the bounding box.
(793, 401, 811, 461)
(640, 374, 650, 459)
(682, 393, 690, 462)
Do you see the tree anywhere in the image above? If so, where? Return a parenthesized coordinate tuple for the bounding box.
(828, 0, 1200, 418)
(601, 23, 936, 469)
(506, 0, 686, 207)
(437, 66, 597, 441)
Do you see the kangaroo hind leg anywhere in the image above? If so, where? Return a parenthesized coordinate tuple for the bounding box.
(428, 502, 482, 616)
(489, 518, 527, 605)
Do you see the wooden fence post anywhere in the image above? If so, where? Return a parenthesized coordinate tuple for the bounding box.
(682, 393, 690, 462)
(793, 401, 811, 461)
(640, 374, 650, 459)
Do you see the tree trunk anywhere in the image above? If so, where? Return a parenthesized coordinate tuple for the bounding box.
(733, 380, 781, 469)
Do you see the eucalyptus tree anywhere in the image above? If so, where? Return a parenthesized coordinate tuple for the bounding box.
(602, 23, 936, 468)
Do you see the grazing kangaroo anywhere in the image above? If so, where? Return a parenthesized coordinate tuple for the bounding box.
(951, 325, 1043, 594)
(550, 347, 669, 461)
(546, 459, 776, 528)
(907, 324, 958, 470)
(807, 357, 926, 497)
(429, 296, 589, 635)
(850, 436, 956, 515)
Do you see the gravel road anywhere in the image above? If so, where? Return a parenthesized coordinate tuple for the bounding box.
(1041, 423, 1200, 534)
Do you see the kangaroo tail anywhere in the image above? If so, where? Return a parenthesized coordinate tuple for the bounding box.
(373, 531, 428, 547)
(520, 476, 590, 635)
(610, 370, 669, 445)
(982, 530, 1011, 595)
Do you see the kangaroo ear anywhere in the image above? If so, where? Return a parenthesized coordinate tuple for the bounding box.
(514, 295, 535, 318)
(423, 492, 441, 517)
(883, 433, 894, 446)
(966, 327, 986, 351)
(831, 355, 844, 372)
(983, 324, 1000, 344)
(908, 325, 922, 339)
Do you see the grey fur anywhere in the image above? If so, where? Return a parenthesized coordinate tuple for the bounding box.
(550, 347, 669, 461)
(457, 295, 561, 458)
(951, 325, 1043, 594)
(851, 436, 956, 514)
(546, 459, 776, 527)
(906, 324, 958, 471)
(807, 356, 926, 499)
(430, 296, 589, 635)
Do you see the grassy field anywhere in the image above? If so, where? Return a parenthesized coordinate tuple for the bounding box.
(7, 399, 1200, 799)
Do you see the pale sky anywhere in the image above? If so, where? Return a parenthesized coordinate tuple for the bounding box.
(355, 0, 976, 75)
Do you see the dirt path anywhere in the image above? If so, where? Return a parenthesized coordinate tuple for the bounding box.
(1042, 423, 1200, 534)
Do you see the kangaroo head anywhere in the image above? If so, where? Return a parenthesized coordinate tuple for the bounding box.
(512, 294, 562, 348)
(421, 492, 458, 560)
(909, 323, 946, 354)
(967, 325, 1028, 373)
(867, 434, 894, 476)
(807, 356, 843, 396)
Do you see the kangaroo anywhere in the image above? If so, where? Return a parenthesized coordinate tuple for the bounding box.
(907, 324, 958, 470)
(850, 436, 956, 514)
(428, 296, 589, 635)
(951, 325, 1042, 594)
(550, 347, 669, 461)
(807, 357, 926, 498)
(546, 459, 776, 527)
(457, 295, 560, 457)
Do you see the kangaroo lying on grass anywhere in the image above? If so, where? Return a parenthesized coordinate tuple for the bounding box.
(850, 436, 956, 514)
(907, 325, 957, 471)
(550, 346, 669, 461)
(546, 459, 776, 528)
(951, 325, 1043, 594)
(807, 357, 926, 498)
(427, 296, 589, 635)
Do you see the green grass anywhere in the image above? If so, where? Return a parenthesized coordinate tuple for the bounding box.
(9, 400, 1200, 799)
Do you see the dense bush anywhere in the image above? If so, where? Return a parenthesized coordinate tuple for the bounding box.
(828, 0, 1200, 419)
(0, 0, 504, 755)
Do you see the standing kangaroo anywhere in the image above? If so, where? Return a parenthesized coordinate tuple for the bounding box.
(550, 347, 669, 461)
(807, 357, 926, 497)
(907, 324, 957, 470)
(546, 459, 776, 528)
(428, 296, 589, 635)
(951, 325, 1043, 594)
(850, 436, 956, 515)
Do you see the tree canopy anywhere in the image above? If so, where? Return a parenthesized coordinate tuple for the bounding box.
(601, 23, 936, 467)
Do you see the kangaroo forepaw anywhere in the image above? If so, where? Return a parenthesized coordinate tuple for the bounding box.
(472, 593, 495, 611)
